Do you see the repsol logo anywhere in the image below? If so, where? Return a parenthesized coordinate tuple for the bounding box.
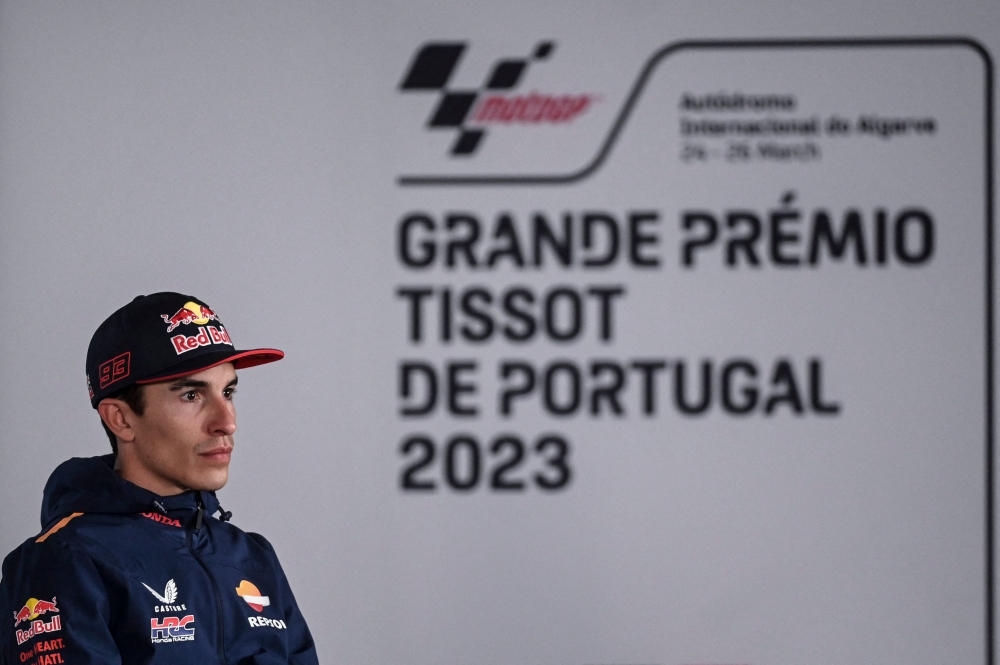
(248, 616, 287, 630)
(399, 41, 597, 156)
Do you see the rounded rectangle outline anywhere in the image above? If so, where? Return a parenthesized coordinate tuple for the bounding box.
(398, 37, 996, 663)
(398, 38, 991, 187)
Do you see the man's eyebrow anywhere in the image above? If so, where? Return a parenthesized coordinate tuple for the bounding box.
(226, 376, 239, 388)
(168, 378, 209, 391)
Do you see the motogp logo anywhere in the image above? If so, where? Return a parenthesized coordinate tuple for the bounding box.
(399, 41, 595, 156)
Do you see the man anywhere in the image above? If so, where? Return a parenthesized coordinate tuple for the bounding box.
(0, 292, 318, 665)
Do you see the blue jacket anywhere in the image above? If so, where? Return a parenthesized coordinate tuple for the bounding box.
(0, 456, 318, 665)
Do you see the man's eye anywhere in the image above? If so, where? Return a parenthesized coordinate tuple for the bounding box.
(224, 388, 236, 399)
(182, 390, 198, 401)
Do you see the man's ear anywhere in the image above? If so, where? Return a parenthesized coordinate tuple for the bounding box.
(97, 399, 137, 443)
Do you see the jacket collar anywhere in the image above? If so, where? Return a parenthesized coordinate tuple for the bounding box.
(41, 454, 221, 528)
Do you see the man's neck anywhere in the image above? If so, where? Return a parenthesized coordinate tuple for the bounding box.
(113, 450, 188, 496)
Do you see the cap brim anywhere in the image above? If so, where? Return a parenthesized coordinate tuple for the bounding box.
(136, 348, 284, 384)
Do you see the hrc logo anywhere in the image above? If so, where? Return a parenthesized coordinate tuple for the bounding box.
(150, 615, 195, 643)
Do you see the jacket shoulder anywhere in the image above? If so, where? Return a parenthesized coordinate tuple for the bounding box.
(3, 512, 145, 582)
(246, 531, 274, 553)
(3, 513, 94, 572)
(205, 519, 282, 573)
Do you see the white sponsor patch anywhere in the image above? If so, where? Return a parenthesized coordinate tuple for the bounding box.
(248, 616, 286, 629)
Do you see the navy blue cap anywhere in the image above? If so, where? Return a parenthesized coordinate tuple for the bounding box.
(86, 292, 283, 408)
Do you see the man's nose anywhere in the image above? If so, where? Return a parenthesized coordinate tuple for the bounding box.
(208, 395, 237, 437)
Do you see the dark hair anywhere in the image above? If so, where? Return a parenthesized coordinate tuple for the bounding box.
(100, 383, 146, 455)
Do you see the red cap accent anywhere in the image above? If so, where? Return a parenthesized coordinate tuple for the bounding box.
(136, 349, 284, 384)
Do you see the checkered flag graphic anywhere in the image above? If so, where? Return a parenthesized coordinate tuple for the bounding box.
(399, 41, 555, 156)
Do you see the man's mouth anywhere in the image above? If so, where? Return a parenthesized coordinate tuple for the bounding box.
(199, 447, 232, 463)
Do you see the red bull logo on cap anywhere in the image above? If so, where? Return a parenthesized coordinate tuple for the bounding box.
(13, 597, 61, 645)
(161, 302, 218, 333)
(161, 301, 231, 355)
(170, 325, 233, 355)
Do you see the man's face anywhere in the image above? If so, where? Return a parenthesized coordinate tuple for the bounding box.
(126, 363, 238, 494)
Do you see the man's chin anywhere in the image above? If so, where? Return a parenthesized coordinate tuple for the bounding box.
(189, 468, 229, 493)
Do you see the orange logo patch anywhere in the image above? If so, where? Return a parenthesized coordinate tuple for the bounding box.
(235, 580, 270, 612)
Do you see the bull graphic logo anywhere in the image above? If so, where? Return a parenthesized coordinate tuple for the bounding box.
(161, 302, 218, 333)
(13, 597, 61, 646)
(13, 597, 58, 627)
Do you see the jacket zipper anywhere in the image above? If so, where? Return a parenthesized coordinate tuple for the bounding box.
(187, 502, 230, 665)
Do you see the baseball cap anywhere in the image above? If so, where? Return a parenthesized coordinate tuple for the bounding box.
(86, 292, 283, 408)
